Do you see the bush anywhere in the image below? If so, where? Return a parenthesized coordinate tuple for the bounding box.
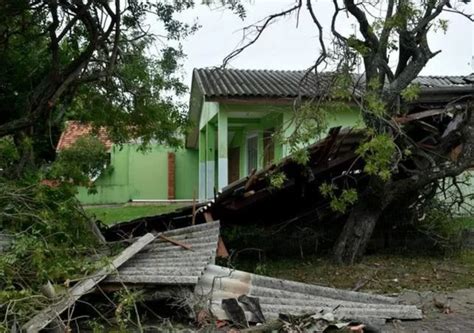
(414, 200, 465, 252)
(0, 179, 103, 328)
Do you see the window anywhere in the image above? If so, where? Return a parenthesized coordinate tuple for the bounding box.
(247, 134, 258, 175)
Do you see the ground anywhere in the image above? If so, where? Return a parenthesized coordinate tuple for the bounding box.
(232, 252, 474, 293)
(384, 289, 474, 332)
(85, 203, 185, 225)
(231, 252, 474, 332)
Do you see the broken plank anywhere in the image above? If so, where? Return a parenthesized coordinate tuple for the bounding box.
(23, 232, 156, 333)
(158, 234, 193, 251)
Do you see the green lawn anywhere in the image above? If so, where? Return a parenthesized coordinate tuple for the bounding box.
(455, 216, 474, 229)
(85, 204, 186, 225)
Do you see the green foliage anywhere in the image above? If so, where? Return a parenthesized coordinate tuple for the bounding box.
(319, 183, 358, 214)
(284, 102, 328, 159)
(114, 289, 144, 332)
(0, 137, 19, 173)
(364, 79, 386, 117)
(415, 200, 465, 252)
(0, 178, 103, 327)
(268, 171, 287, 189)
(49, 135, 109, 192)
(0, 0, 200, 171)
(401, 84, 421, 102)
(356, 133, 396, 181)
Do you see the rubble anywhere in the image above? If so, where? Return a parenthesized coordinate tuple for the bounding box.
(20, 220, 424, 331)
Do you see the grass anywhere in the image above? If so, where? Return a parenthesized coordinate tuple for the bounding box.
(228, 250, 474, 294)
(85, 204, 186, 225)
(454, 216, 474, 229)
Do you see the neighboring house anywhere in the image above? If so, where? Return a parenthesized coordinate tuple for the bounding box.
(57, 121, 198, 204)
(60, 69, 473, 204)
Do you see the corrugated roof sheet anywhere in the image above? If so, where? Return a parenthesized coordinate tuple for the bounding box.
(105, 222, 220, 285)
(195, 264, 422, 324)
(194, 68, 334, 98)
(56, 121, 112, 151)
(193, 68, 473, 98)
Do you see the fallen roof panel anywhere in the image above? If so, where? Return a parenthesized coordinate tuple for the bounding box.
(105, 221, 220, 285)
(195, 264, 422, 324)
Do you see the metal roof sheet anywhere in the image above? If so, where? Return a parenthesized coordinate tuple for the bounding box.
(194, 264, 422, 324)
(105, 222, 220, 285)
(193, 68, 473, 98)
(194, 68, 332, 98)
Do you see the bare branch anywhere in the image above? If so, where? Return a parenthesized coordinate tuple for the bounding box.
(222, 1, 302, 67)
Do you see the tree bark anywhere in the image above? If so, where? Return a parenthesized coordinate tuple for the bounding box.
(333, 192, 385, 265)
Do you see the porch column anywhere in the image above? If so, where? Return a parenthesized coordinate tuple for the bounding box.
(198, 129, 206, 201)
(205, 123, 216, 199)
(217, 111, 228, 190)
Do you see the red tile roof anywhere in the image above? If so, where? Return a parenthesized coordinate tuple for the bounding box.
(56, 121, 113, 151)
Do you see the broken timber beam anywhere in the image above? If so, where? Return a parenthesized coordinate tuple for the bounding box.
(23, 233, 156, 333)
(158, 234, 193, 251)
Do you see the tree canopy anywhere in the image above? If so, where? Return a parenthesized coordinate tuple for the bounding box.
(0, 0, 201, 176)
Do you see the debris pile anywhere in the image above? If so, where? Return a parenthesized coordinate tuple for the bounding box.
(19, 221, 423, 332)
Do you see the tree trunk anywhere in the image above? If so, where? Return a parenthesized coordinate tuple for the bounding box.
(332, 194, 384, 265)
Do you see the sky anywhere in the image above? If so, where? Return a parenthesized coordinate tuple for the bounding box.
(153, 0, 474, 87)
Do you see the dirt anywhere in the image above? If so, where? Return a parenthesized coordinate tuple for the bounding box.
(382, 289, 474, 332)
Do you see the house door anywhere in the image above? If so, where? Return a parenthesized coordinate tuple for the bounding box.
(228, 147, 240, 183)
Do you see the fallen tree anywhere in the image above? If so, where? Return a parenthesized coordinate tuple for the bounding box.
(223, 0, 474, 264)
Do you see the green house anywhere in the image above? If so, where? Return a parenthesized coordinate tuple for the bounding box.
(187, 68, 360, 200)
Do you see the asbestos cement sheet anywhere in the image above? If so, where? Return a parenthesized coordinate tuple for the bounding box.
(105, 221, 220, 285)
(194, 264, 422, 324)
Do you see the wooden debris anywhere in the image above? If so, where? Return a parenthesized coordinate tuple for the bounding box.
(217, 236, 230, 258)
(23, 233, 156, 333)
(158, 234, 193, 251)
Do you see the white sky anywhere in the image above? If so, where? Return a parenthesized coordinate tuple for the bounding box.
(153, 0, 474, 88)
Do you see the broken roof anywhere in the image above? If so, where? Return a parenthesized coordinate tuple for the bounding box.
(56, 121, 113, 151)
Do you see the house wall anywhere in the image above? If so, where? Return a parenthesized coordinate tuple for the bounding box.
(77, 144, 199, 204)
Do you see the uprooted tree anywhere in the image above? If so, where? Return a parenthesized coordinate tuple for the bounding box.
(223, 0, 473, 264)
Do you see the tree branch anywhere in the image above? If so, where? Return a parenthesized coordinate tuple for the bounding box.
(222, 1, 302, 67)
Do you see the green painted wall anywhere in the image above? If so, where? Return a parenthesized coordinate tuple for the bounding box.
(128, 145, 168, 200)
(175, 148, 199, 199)
(77, 144, 199, 204)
